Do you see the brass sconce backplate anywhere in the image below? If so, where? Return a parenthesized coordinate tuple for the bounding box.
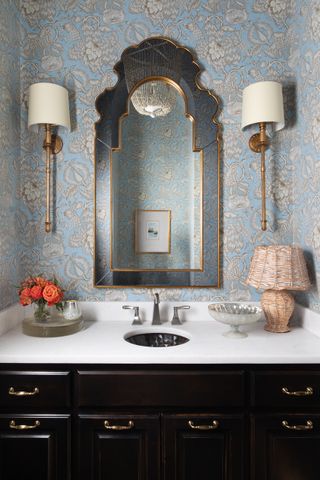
(248, 132, 269, 153)
(43, 134, 63, 155)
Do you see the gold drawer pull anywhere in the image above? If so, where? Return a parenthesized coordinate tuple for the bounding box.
(282, 420, 313, 431)
(188, 420, 219, 430)
(281, 387, 313, 397)
(104, 420, 134, 431)
(9, 420, 40, 430)
(9, 387, 39, 397)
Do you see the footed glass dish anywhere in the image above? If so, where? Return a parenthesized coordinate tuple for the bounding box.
(208, 303, 262, 338)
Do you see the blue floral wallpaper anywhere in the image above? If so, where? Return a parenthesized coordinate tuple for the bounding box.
(0, 0, 21, 310)
(291, 2, 320, 312)
(0, 0, 319, 311)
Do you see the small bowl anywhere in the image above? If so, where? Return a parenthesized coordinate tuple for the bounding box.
(208, 303, 262, 338)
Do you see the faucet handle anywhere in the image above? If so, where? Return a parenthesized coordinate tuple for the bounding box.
(122, 306, 142, 325)
(172, 305, 190, 325)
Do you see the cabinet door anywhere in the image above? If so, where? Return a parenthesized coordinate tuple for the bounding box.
(77, 414, 160, 480)
(0, 414, 70, 480)
(163, 413, 245, 480)
(252, 414, 320, 480)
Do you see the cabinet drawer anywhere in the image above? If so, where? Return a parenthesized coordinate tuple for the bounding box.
(251, 371, 320, 407)
(0, 371, 71, 408)
(76, 369, 245, 408)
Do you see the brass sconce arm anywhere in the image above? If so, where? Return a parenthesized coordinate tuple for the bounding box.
(248, 122, 269, 231)
(42, 124, 63, 233)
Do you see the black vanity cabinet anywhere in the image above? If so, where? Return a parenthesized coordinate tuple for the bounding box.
(250, 370, 320, 480)
(75, 368, 245, 480)
(0, 364, 320, 480)
(252, 413, 320, 480)
(0, 414, 70, 480)
(162, 413, 244, 480)
(77, 414, 161, 480)
(76, 412, 244, 480)
(0, 370, 71, 480)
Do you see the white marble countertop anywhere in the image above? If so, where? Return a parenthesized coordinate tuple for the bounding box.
(0, 302, 320, 364)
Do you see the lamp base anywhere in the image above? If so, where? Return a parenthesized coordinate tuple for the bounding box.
(261, 289, 294, 333)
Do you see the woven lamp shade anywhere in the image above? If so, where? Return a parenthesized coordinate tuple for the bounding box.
(246, 245, 311, 291)
(246, 245, 311, 333)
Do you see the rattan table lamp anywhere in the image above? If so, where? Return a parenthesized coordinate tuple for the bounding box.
(246, 245, 311, 333)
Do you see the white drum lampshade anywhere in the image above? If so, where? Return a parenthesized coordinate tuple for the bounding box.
(28, 82, 70, 129)
(241, 80, 284, 131)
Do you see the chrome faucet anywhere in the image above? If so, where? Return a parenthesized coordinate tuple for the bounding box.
(171, 305, 190, 325)
(122, 305, 142, 325)
(152, 293, 161, 325)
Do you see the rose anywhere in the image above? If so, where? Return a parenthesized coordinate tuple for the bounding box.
(42, 283, 63, 306)
(30, 285, 43, 300)
(19, 288, 32, 306)
(34, 276, 47, 288)
(20, 277, 34, 290)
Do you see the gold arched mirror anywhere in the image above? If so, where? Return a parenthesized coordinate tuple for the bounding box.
(94, 37, 220, 288)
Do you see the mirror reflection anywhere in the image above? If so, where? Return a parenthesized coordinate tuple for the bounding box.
(111, 80, 202, 272)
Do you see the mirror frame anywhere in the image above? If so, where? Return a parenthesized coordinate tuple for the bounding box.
(94, 37, 221, 288)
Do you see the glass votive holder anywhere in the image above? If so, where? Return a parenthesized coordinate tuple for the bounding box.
(63, 300, 82, 321)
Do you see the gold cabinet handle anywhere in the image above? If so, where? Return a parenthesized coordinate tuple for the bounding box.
(104, 420, 134, 431)
(9, 387, 39, 397)
(281, 386, 313, 397)
(9, 420, 40, 430)
(282, 420, 313, 431)
(188, 420, 219, 430)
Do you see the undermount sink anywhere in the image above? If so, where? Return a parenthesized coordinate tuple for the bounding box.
(124, 330, 190, 348)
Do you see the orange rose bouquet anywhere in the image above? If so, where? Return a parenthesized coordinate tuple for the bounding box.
(18, 276, 64, 322)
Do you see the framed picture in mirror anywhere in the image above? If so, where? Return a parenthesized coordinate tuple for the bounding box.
(135, 209, 171, 254)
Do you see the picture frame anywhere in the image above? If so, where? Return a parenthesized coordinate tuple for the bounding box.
(135, 209, 171, 254)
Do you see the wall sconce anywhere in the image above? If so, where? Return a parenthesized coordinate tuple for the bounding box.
(241, 81, 284, 231)
(28, 82, 70, 233)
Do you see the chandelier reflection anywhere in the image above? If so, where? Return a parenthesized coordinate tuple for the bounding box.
(130, 81, 176, 118)
(123, 39, 182, 119)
